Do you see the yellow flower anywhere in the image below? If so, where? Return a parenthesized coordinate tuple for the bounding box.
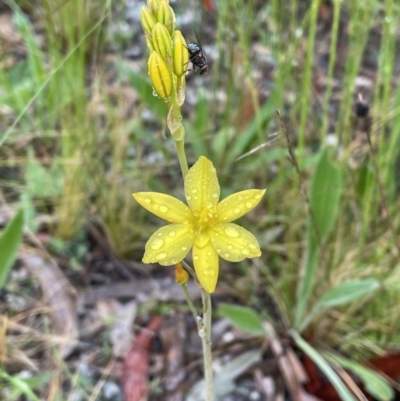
(133, 156, 265, 293)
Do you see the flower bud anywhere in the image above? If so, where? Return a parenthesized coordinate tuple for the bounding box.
(156, 1, 175, 35)
(145, 37, 155, 52)
(172, 30, 189, 77)
(140, 6, 157, 39)
(148, 51, 172, 100)
(175, 262, 188, 285)
(152, 23, 172, 59)
(147, 0, 162, 15)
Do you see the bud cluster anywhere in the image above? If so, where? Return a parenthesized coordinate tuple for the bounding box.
(140, 0, 189, 140)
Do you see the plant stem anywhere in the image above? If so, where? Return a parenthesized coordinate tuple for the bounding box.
(181, 283, 199, 323)
(201, 289, 214, 401)
(175, 139, 189, 177)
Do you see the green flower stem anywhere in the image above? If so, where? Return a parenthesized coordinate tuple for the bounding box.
(175, 139, 188, 177)
(201, 289, 214, 401)
(180, 283, 199, 323)
(181, 260, 197, 279)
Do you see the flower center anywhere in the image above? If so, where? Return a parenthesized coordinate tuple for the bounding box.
(197, 207, 218, 229)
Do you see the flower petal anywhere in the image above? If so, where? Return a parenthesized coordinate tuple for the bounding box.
(133, 192, 193, 224)
(193, 241, 219, 293)
(217, 189, 266, 223)
(209, 223, 261, 262)
(143, 224, 194, 265)
(184, 156, 220, 215)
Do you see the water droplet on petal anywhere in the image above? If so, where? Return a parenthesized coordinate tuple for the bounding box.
(224, 253, 230, 258)
(150, 237, 164, 250)
(228, 245, 233, 250)
(234, 207, 241, 214)
(242, 249, 250, 256)
(156, 252, 167, 260)
(192, 188, 197, 194)
(206, 251, 212, 256)
(159, 204, 169, 213)
(245, 201, 253, 208)
(181, 246, 187, 251)
(255, 194, 261, 200)
(168, 231, 176, 237)
(194, 255, 199, 261)
(187, 195, 192, 201)
(144, 198, 151, 204)
(202, 269, 215, 277)
(224, 226, 240, 238)
(171, 258, 177, 264)
(212, 192, 218, 199)
(249, 244, 257, 250)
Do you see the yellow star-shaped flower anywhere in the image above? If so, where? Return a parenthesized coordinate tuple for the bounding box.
(133, 156, 265, 293)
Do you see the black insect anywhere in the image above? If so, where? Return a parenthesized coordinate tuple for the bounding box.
(187, 42, 208, 75)
(186, 32, 208, 75)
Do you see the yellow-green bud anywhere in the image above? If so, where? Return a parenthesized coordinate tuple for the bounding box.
(148, 51, 172, 100)
(147, 0, 161, 15)
(145, 37, 155, 52)
(140, 6, 156, 39)
(151, 23, 172, 59)
(156, 1, 175, 35)
(172, 30, 189, 77)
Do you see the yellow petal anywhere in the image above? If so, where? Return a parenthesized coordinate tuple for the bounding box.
(209, 223, 261, 262)
(217, 189, 266, 223)
(143, 224, 194, 265)
(184, 156, 220, 215)
(133, 192, 193, 224)
(193, 241, 219, 293)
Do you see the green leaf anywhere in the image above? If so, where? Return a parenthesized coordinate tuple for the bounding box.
(294, 147, 342, 328)
(316, 278, 379, 308)
(324, 352, 394, 401)
(299, 279, 380, 332)
(0, 210, 24, 289)
(309, 147, 342, 245)
(291, 331, 357, 401)
(0, 368, 41, 401)
(218, 303, 266, 336)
